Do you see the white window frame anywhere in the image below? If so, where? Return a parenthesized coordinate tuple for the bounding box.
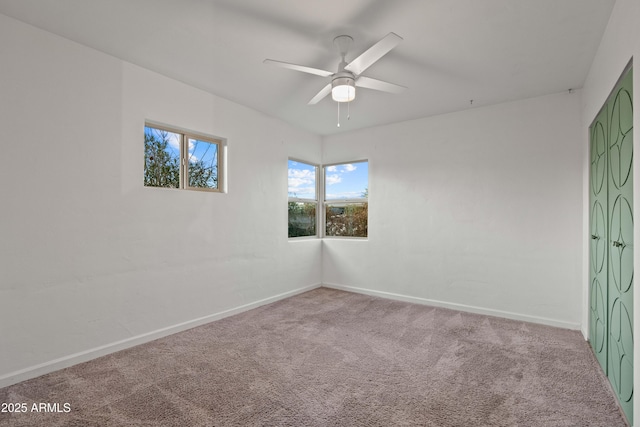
(288, 158, 320, 239)
(144, 121, 226, 193)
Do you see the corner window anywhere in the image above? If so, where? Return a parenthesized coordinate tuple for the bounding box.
(144, 123, 223, 192)
(324, 161, 368, 238)
(288, 159, 318, 238)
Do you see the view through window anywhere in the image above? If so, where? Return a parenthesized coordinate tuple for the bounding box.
(144, 124, 223, 192)
(324, 161, 368, 238)
(288, 159, 318, 238)
(287, 159, 368, 239)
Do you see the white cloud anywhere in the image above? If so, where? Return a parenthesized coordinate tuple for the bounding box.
(288, 169, 315, 187)
(288, 169, 314, 179)
(325, 174, 342, 185)
(187, 142, 199, 162)
(288, 168, 316, 197)
(342, 164, 357, 172)
(166, 134, 180, 151)
(326, 165, 338, 172)
(288, 177, 313, 189)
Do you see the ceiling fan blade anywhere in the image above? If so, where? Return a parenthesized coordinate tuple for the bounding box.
(263, 59, 333, 77)
(344, 32, 403, 76)
(308, 83, 332, 105)
(355, 76, 406, 94)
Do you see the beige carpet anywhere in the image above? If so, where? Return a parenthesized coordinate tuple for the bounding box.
(0, 288, 628, 426)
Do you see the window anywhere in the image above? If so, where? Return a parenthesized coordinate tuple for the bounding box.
(324, 161, 368, 238)
(144, 123, 223, 192)
(288, 159, 318, 238)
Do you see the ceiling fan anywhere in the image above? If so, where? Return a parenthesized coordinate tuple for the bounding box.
(264, 32, 406, 105)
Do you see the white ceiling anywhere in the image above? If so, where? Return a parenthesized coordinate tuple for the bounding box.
(0, 0, 615, 136)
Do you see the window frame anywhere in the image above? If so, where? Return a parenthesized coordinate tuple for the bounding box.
(287, 158, 320, 239)
(144, 121, 225, 193)
(323, 160, 369, 239)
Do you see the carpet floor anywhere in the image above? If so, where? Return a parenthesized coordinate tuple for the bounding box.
(0, 288, 629, 426)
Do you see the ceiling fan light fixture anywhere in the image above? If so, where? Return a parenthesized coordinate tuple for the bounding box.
(331, 76, 356, 102)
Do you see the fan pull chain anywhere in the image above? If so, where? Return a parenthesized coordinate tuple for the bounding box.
(337, 98, 352, 127)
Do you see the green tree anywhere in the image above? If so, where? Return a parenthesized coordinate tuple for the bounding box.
(144, 130, 218, 189)
(288, 202, 317, 237)
(325, 203, 368, 237)
(144, 131, 179, 188)
(188, 155, 218, 189)
(325, 188, 368, 237)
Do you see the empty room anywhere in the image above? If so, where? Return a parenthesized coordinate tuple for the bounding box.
(0, 0, 638, 425)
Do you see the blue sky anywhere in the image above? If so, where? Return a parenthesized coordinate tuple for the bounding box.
(145, 126, 180, 159)
(287, 160, 316, 199)
(145, 126, 217, 169)
(187, 137, 218, 168)
(288, 160, 368, 200)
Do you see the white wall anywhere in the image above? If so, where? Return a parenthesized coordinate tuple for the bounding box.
(322, 91, 583, 329)
(0, 14, 322, 387)
(1, 4, 637, 419)
(581, 0, 639, 422)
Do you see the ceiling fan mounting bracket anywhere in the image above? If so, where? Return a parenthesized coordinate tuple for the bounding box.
(333, 35, 353, 60)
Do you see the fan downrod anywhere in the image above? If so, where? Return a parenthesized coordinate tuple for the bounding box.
(333, 35, 353, 61)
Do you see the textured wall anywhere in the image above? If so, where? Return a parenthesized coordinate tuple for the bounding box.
(322, 92, 583, 329)
(580, 0, 639, 421)
(0, 14, 322, 386)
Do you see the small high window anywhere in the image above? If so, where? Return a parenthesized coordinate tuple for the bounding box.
(324, 161, 368, 238)
(288, 159, 318, 238)
(144, 123, 223, 192)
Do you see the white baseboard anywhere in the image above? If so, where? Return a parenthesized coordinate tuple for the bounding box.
(0, 283, 321, 389)
(322, 282, 581, 331)
(580, 325, 589, 341)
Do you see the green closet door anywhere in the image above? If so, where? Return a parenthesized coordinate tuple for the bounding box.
(589, 67, 633, 425)
(589, 105, 608, 371)
(607, 69, 633, 423)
